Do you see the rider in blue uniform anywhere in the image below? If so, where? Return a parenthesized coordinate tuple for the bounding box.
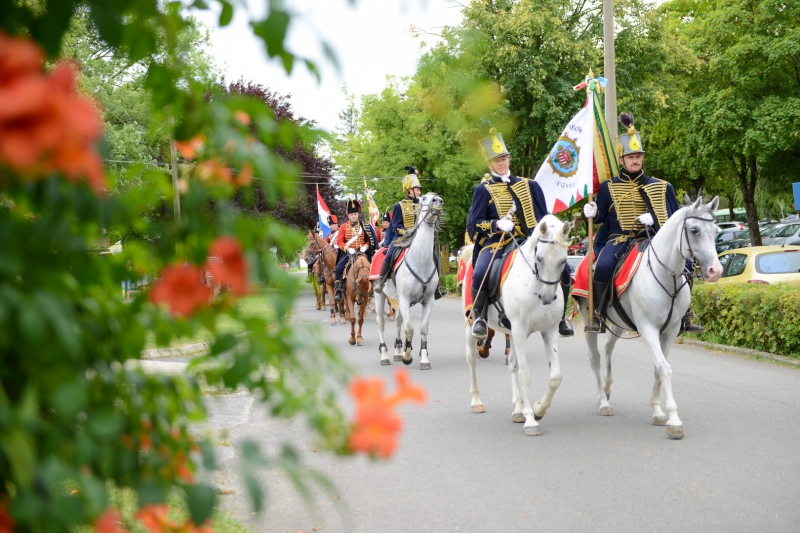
(582, 113, 702, 333)
(466, 128, 573, 339)
(373, 166, 446, 299)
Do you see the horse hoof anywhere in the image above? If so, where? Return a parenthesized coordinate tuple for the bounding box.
(349, 338, 356, 346)
(420, 362, 431, 370)
(357, 339, 364, 346)
(511, 413, 525, 423)
(402, 356, 412, 366)
(599, 406, 614, 416)
(666, 425, 684, 439)
(471, 404, 485, 414)
(524, 425, 542, 436)
(534, 413, 543, 421)
(652, 415, 668, 426)
(393, 355, 402, 362)
(330, 321, 336, 326)
(380, 359, 391, 366)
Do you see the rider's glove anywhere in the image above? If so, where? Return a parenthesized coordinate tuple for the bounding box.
(348, 248, 355, 255)
(637, 212, 654, 227)
(359, 245, 367, 253)
(583, 201, 597, 218)
(333, 244, 339, 249)
(496, 219, 514, 233)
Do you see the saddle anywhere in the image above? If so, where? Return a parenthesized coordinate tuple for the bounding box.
(369, 247, 407, 281)
(463, 242, 519, 328)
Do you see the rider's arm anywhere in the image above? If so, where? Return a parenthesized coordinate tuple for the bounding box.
(665, 182, 680, 217)
(336, 226, 347, 249)
(468, 184, 498, 235)
(531, 180, 549, 221)
(593, 181, 611, 225)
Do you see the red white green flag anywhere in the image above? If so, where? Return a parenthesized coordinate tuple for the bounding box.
(534, 76, 618, 213)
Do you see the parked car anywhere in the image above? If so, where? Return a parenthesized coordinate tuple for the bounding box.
(566, 255, 585, 281)
(717, 221, 746, 234)
(569, 236, 588, 256)
(719, 223, 784, 251)
(761, 223, 800, 247)
(715, 229, 748, 253)
(716, 246, 800, 286)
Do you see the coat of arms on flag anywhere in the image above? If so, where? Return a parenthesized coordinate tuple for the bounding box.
(534, 74, 618, 214)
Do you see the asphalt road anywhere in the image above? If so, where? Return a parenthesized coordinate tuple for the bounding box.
(212, 280, 800, 533)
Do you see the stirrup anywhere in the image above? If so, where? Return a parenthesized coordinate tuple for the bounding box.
(472, 317, 488, 339)
(559, 318, 574, 337)
(585, 316, 603, 333)
(373, 279, 384, 295)
(680, 314, 704, 334)
(434, 285, 447, 300)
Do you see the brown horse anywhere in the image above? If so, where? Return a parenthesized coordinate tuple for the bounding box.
(343, 252, 372, 345)
(304, 232, 345, 325)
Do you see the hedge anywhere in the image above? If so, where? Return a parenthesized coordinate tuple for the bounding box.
(441, 273, 460, 295)
(692, 283, 800, 358)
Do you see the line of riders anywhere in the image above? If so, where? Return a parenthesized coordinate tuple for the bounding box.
(306, 114, 703, 337)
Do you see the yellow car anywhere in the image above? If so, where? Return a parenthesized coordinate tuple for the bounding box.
(717, 246, 800, 286)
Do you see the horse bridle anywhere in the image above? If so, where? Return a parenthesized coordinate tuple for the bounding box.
(307, 237, 336, 280)
(347, 254, 371, 303)
(511, 234, 563, 286)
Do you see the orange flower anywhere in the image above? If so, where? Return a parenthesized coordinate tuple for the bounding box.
(0, 502, 14, 533)
(150, 264, 211, 317)
(348, 370, 426, 458)
(174, 136, 205, 160)
(95, 509, 129, 533)
(233, 110, 250, 126)
(194, 159, 232, 184)
(233, 161, 253, 187)
(0, 33, 106, 193)
(135, 505, 171, 533)
(206, 237, 248, 296)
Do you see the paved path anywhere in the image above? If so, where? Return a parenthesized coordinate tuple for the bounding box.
(212, 282, 800, 533)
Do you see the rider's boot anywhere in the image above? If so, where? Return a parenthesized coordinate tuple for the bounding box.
(317, 272, 325, 285)
(471, 289, 489, 339)
(679, 274, 703, 333)
(373, 252, 394, 295)
(584, 281, 608, 333)
(305, 268, 313, 284)
(558, 282, 574, 337)
(334, 280, 343, 302)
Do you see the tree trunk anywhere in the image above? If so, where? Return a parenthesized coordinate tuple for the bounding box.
(441, 243, 450, 274)
(735, 156, 762, 246)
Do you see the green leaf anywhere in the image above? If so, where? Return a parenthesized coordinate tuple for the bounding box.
(87, 410, 123, 440)
(251, 10, 290, 59)
(0, 428, 36, 488)
(219, 1, 233, 26)
(186, 483, 217, 525)
(244, 474, 264, 514)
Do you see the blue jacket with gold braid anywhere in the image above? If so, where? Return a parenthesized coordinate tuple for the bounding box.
(383, 196, 420, 247)
(466, 174, 548, 251)
(593, 168, 679, 244)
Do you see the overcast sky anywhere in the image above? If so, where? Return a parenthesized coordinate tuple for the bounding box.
(195, 0, 465, 132)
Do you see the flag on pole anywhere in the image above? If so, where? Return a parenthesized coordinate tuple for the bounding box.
(534, 75, 619, 213)
(316, 185, 331, 238)
(363, 177, 380, 227)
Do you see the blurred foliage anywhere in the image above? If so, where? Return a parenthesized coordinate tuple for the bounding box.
(692, 283, 800, 358)
(0, 1, 359, 532)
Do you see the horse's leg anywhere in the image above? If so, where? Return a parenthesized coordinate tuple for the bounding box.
(393, 308, 404, 362)
(375, 293, 390, 365)
(651, 327, 680, 427)
(505, 334, 511, 365)
(533, 327, 563, 422)
(347, 291, 356, 346)
(327, 281, 336, 326)
(356, 297, 365, 346)
(639, 324, 683, 439)
(417, 299, 433, 370)
(578, 297, 613, 415)
(508, 341, 524, 423)
(465, 322, 485, 413)
(511, 332, 540, 436)
(602, 327, 620, 402)
(399, 300, 414, 366)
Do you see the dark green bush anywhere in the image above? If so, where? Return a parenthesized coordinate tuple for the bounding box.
(440, 274, 460, 295)
(692, 283, 800, 358)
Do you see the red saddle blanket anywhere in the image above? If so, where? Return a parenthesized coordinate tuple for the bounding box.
(571, 248, 644, 300)
(369, 247, 407, 280)
(462, 250, 518, 313)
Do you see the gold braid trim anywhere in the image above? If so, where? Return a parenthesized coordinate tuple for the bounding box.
(509, 178, 538, 231)
(642, 181, 669, 227)
(476, 221, 493, 232)
(483, 181, 525, 237)
(608, 180, 647, 232)
(400, 199, 420, 229)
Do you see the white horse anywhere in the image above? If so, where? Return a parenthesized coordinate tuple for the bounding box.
(574, 196, 723, 439)
(464, 215, 572, 436)
(375, 192, 444, 370)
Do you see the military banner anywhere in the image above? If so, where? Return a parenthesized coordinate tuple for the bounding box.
(534, 79, 618, 213)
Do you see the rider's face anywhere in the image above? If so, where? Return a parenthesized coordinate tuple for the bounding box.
(490, 155, 510, 175)
(348, 212, 359, 224)
(382, 221, 389, 229)
(330, 223, 338, 231)
(620, 153, 644, 173)
(408, 187, 421, 199)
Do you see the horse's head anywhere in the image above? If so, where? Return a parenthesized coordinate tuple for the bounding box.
(419, 192, 444, 223)
(530, 214, 572, 305)
(681, 196, 723, 282)
(303, 231, 325, 264)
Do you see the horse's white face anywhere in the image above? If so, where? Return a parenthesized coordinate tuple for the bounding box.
(419, 192, 444, 222)
(682, 196, 723, 282)
(533, 215, 572, 305)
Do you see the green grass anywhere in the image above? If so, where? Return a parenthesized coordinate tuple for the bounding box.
(144, 289, 278, 349)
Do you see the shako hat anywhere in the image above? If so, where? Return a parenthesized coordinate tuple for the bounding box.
(345, 198, 362, 214)
(479, 128, 510, 162)
(328, 214, 338, 225)
(402, 165, 421, 191)
(616, 113, 645, 157)
(382, 210, 392, 223)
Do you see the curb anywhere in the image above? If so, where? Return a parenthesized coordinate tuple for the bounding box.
(141, 332, 250, 360)
(677, 338, 800, 367)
